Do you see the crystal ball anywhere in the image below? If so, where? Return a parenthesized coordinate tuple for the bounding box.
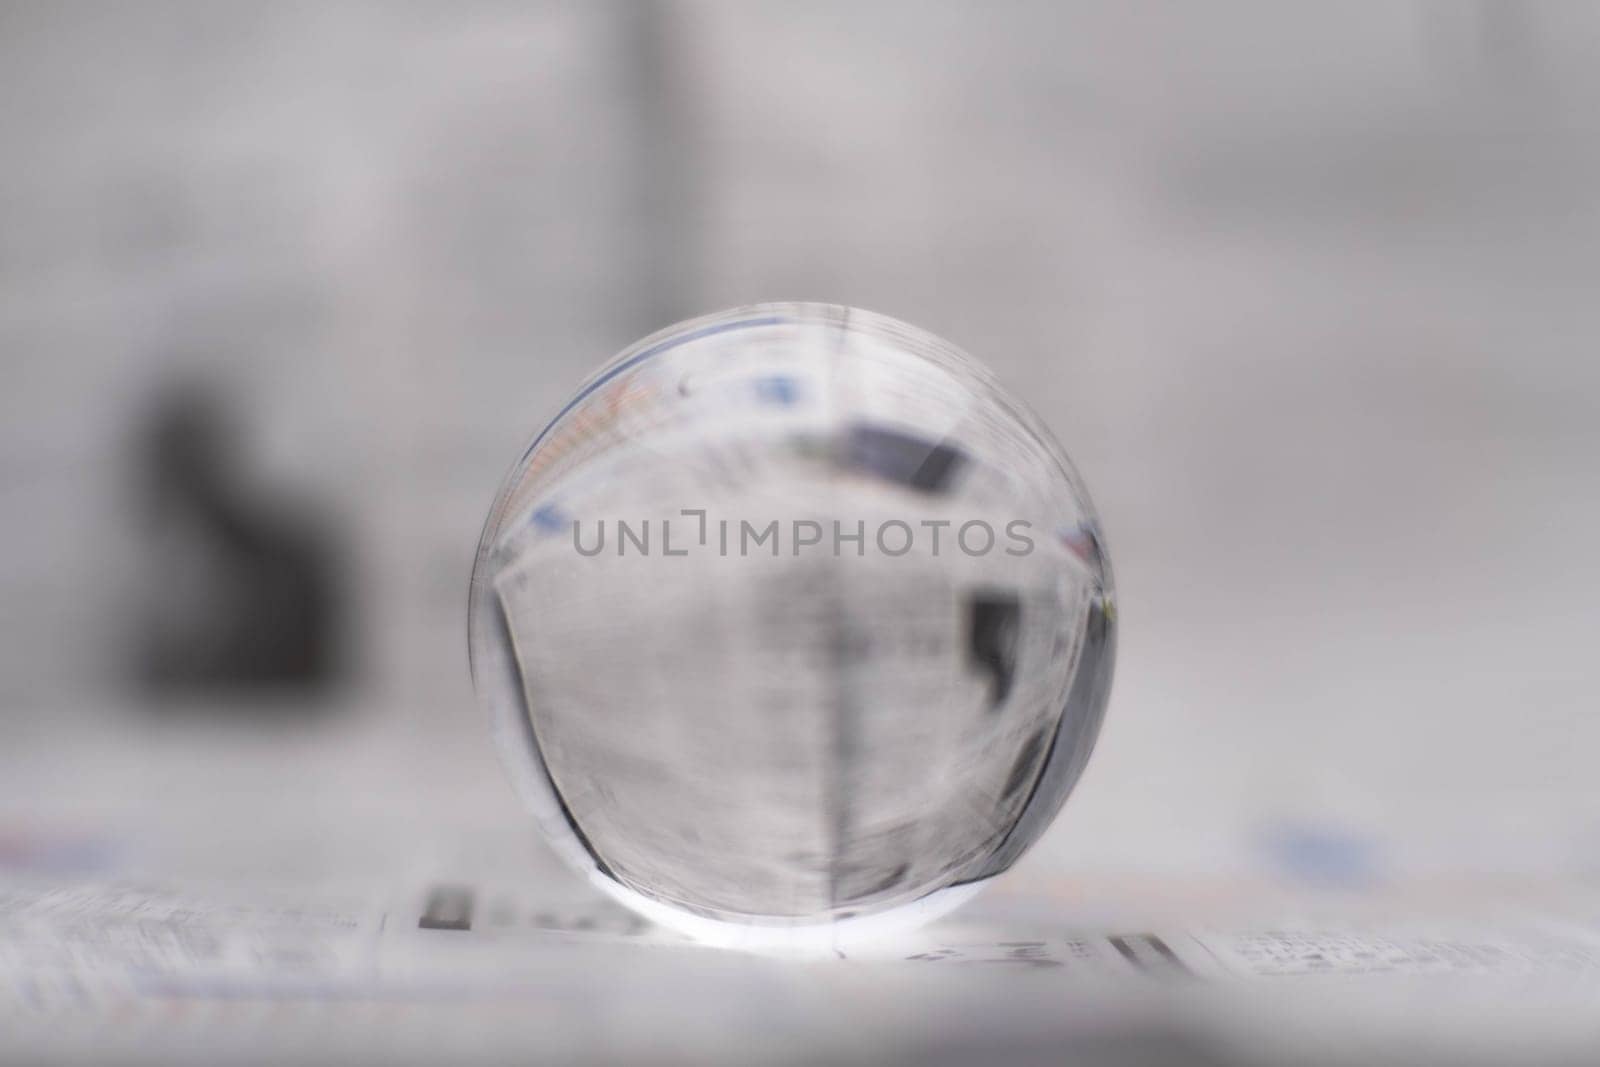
(469, 304, 1115, 949)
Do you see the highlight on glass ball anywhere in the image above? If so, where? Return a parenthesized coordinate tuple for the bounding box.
(469, 303, 1115, 950)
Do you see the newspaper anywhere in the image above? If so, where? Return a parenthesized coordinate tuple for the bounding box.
(6, 867, 1600, 1065)
(2, 712, 1598, 1065)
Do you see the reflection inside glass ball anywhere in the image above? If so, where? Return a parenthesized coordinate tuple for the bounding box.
(469, 304, 1114, 949)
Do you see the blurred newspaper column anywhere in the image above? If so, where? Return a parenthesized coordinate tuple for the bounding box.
(0, 2, 704, 723)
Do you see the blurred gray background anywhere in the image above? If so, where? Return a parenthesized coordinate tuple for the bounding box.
(2, 1, 1599, 884)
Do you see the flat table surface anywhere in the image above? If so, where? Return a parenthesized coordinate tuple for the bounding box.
(2, 702, 1598, 1067)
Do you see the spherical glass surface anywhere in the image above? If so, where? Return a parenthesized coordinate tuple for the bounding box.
(469, 304, 1115, 949)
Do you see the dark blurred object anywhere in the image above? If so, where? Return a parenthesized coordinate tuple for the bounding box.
(129, 385, 343, 700)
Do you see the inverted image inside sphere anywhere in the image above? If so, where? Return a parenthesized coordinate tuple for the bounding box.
(470, 304, 1114, 941)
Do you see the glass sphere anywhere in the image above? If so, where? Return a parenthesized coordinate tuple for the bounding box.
(469, 304, 1115, 950)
